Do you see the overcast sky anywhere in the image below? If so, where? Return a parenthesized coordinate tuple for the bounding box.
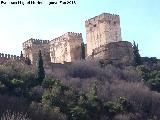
(0, 0, 160, 58)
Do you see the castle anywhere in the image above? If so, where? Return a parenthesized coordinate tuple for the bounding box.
(0, 13, 134, 65)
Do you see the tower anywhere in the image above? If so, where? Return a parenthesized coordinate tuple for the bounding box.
(85, 13, 122, 56)
(50, 32, 83, 63)
(23, 38, 50, 65)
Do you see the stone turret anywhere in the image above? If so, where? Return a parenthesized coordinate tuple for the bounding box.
(85, 13, 122, 56)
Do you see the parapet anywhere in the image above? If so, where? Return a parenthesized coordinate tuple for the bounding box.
(85, 13, 120, 27)
(0, 53, 21, 60)
(23, 38, 50, 48)
(50, 32, 82, 44)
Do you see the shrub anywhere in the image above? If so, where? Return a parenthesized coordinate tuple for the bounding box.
(1, 110, 30, 120)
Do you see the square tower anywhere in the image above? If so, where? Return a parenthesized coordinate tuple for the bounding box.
(23, 39, 50, 65)
(50, 32, 83, 64)
(85, 13, 122, 56)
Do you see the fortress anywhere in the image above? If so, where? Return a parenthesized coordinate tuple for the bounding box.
(0, 13, 134, 65)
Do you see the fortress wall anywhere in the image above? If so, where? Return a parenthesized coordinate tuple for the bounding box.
(93, 41, 134, 64)
(0, 53, 22, 64)
(50, 32, 82, 44)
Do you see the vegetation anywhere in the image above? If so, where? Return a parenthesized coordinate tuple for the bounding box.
(80, 42, 85, 60)
(133, 41, 141, 66)
(0, 47, 160, 119)
(37, 50, 45, 85)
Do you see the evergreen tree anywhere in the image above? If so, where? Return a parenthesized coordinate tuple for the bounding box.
(81, 42, 85, 60)
(37, 50, 45, 84)
(133, 41, 141, 66)
(20, 51, 23, 58)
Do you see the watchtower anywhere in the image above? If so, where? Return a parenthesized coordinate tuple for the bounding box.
(85, 13, 122, 56)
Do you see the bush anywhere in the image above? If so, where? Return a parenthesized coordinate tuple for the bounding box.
(1, 110, 30, 120)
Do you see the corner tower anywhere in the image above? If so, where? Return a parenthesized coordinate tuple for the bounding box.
(85, 13, 122, 56)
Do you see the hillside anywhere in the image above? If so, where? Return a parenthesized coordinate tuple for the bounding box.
(0, 55, 160, 120)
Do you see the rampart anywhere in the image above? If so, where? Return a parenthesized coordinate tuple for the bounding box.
(92, 41, 134, 64)
(23, 38, 50, 48)
(0, 53, 22, 64)
(50, 32, 82, 44)
(0, 53, 20, 60)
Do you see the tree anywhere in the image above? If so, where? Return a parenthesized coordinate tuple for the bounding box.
(133, 41, 141, 66)
(20, 51, 23, 58)
(81, 42, 85, 60)
(37, 50, 45, 84)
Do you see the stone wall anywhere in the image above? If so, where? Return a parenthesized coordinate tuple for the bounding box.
(23, 38, 50, 65)
(21, 12, 133, 65)
(85, 13, 122, 56)
(92, 41, 134, 64)
(0, 53, 21, 64)
(50, 32, 82, 63)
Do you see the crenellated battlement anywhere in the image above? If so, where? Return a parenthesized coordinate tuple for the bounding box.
(0, 53, 21, 61)
(85, 13, 120, 27)
(50, 32, 82, 44)
(23, 38, 50, 48)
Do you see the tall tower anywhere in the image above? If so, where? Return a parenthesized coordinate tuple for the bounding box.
(23, 38, 50, 65)
(85, 13, 122, 56)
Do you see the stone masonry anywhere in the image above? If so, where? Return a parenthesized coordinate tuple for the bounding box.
(23, 39, 50, 65)
(23, 32, 83, 64)
(93, 41, 134, 64)
(0, 12, 133, 65)
(50, 32, 82, 63)
(85, 13, 122, 56)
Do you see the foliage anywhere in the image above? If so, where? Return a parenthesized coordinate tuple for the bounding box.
(37, 50, 45, 84)
(1, 110, 30, 120)
(137, 62, 160, 92)
(80, 42, 85, 60)
(0, 58, 160, 119)
(133, 41, 141, 66)
(20, 51, 24, 59)
(0, 60, 37, 96)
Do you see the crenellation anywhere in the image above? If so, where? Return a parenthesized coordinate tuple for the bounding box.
(0, 53, 22, 64)
(21, 12, 133, 65)
(50, 32, 82, 45)
(85, 13, 120, 27)
(11, 55, 14, 59)
(5, 54, 7, 58)
(8, 54, 10, 59)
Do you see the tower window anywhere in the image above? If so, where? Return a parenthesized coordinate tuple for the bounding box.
(93, 24, 96, 27)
